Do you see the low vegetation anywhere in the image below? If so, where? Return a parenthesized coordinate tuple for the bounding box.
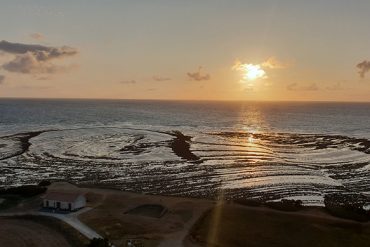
(86, 238, 112, 247)
(0, 185, 47, 210)
(324, 194, 370, 222)
(234, 198, 303, 211)
(38, 180, 52, 187)
(189, 204, 370, 247)
(0, 185, 47, 197)
(265, 199, 303, 212)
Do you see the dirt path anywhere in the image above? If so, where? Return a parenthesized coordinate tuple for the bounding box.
(158, 204, 211, 247)
(0, 208, 102, 240)
(40, 208, 102, 240)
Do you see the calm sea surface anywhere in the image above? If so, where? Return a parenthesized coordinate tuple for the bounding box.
(1, 99, 370, 136)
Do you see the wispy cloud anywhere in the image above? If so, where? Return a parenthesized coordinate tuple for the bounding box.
(187, 67, 210, 81)
(35, 76, 51, 81)
(153, 75, 171, 82)
(120, 80, 136, 84)
(357, 60, 370, 78)
(287, 82, 318, 91)
(326, 82, 344, 91)
(0, 40, 78, 74)
(29, 33, 45, 41)
(17, 85, 51, 90)
(261, 56, 291, 69)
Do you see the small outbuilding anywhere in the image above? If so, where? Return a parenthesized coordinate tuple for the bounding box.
(43, 191, 86, 211)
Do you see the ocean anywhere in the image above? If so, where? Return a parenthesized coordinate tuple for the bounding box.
(1, 99, 370, 206)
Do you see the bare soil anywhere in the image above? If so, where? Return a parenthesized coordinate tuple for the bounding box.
(0, 216, 88, 247)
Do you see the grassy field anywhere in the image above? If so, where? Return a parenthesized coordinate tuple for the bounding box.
(189, 203, 370, 247)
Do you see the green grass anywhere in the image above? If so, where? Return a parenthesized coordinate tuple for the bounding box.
(190, 204, 370, 247)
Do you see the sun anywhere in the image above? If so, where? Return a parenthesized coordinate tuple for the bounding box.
(243, 64, 266, 81)
(233, 62, 267, 81)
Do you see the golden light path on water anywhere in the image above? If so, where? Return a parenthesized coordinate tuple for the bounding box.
(207, 134, 265, 245)
(207, 108, 266, 245)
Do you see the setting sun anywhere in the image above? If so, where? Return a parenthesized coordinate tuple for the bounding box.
(233, 62, 267, 82)
(243, 64, 266, 81)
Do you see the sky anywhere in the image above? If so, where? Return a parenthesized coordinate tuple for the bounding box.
(0, 0, 370, 101)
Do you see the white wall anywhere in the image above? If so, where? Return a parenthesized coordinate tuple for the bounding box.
(43, 196, 86, 211)
(74, 195, 86, 209)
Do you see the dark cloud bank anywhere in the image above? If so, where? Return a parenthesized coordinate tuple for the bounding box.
(0, 40, 78, 74)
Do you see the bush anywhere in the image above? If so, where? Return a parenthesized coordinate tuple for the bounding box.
(234, 198, 263, 207)
(265, 199, 303, 212)
(38, 180, 52, 187)
(0, 185, 47, 197)
(324, 194, 369, 222)
(86, 238, 111, 247)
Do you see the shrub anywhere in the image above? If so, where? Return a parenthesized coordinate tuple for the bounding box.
(0, 185, 47, 197)
(265, 199, 303, 211)
(38, 180, 52, 187)
(234, 198, 263, 207)
(324, 194, 369, 222)
(86, 238, 111, 247)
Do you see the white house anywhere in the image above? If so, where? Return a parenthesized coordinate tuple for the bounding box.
(43, 191, 86, 211)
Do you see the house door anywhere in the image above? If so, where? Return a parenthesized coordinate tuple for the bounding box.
(56, 202, 61, 209)
(68, 203, 72, 211)
(46, 200, 49, 207)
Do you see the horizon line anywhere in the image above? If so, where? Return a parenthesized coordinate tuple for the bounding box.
(0, 96, 370, 104)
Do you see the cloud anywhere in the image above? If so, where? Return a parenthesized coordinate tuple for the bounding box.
(153, 75, 171, 82)
(261, 56, 290, 69)
(187, 67, 211, 81)
(0, 40, 78, 74)
(35, 76, 52, 81)
(0, 75, 4, 84)
(120, 80, 136, 84)
(287, 83, 298, 90)
(232, 57, 289, 82)
(287, 82, 318, 91)
(326, 82, 344, 91)
(30, 33, 44, 41)
(357, 60, 370, 78)
(0, 40, 77, 58)
(17, 85, 51, 90)
(233, 61, 267, 81)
